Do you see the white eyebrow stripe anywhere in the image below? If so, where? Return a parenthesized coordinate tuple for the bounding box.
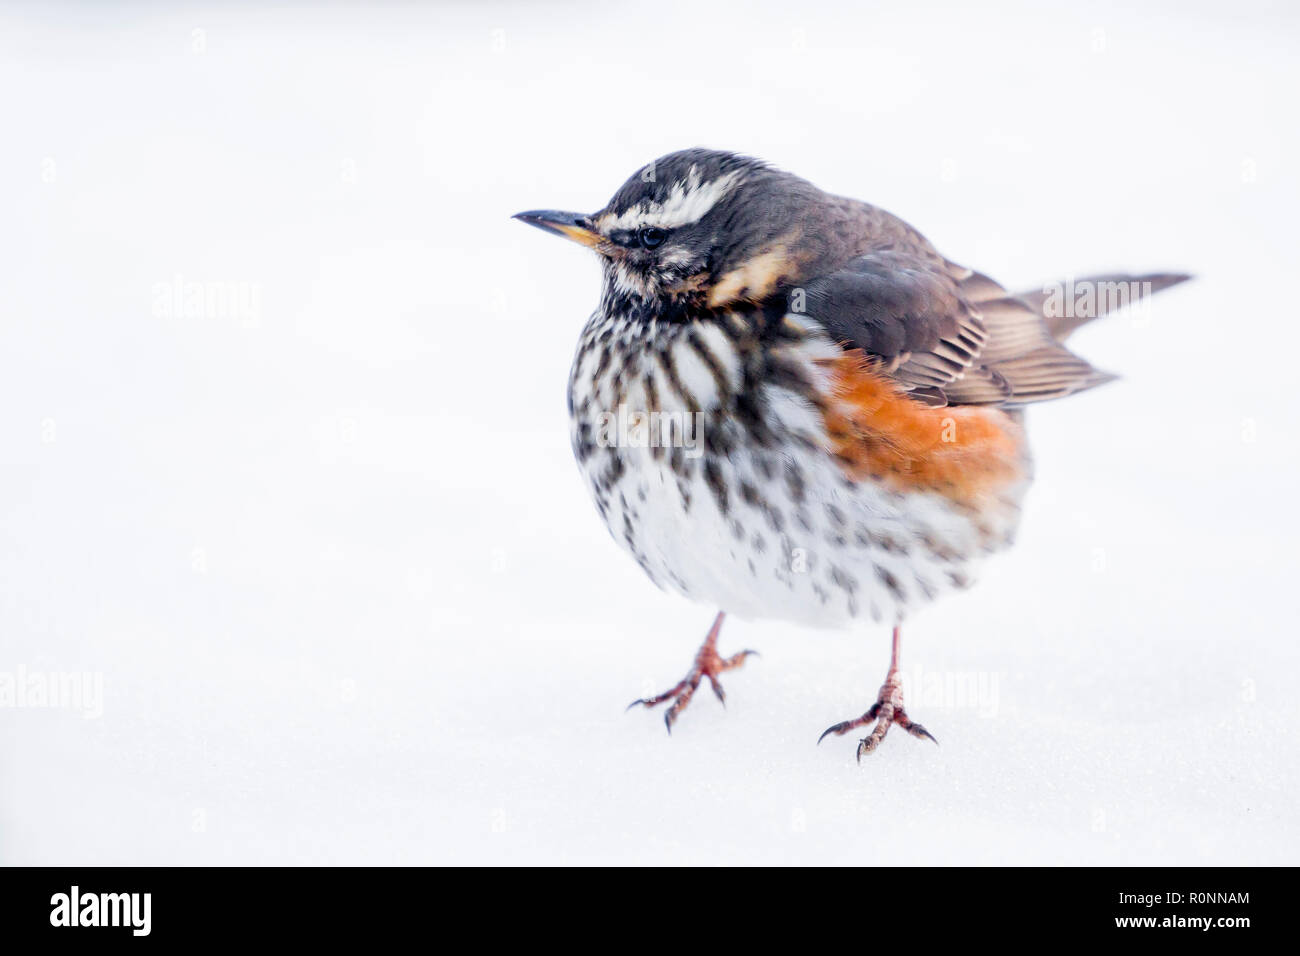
(598, 168, 743, 231)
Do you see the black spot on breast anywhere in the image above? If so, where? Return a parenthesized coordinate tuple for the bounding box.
(704, 416, 736, 456)
(763, 505, 785, 533)
(703, 459, 729, 515)
(644, 367, 661, 413)
(785, 461, 806, 504)
(922, 532, 961, 563)
(875, 565, 905, 602)
(830, 566, 857, 594)
(574, 422, 594, 462)
(858, 525, 908, 556)
(602, 454, 626, 489)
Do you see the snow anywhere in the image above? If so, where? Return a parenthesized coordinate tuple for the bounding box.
(1, 0, 1297, 865)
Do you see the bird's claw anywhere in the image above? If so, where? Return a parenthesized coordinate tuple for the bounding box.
(629, 636, 757, 734)
(820, 680, 937, 760)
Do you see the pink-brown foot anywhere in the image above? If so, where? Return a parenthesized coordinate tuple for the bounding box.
(819, 626, 937, 761)
(818, 674, 937, 760)
(628, 611, 757, 734)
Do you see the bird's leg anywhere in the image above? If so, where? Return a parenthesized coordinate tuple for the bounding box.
(627, 611, 758, 734)
(819, 625, 937, 761)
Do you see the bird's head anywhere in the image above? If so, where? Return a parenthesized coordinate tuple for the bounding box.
(514, 149, 840, 312)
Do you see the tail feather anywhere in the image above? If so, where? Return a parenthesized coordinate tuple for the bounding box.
(951, 269, 1191, 405)
(1016, 272, 1193, 343)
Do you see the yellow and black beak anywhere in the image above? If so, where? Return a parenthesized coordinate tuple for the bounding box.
(512, 209, 603, 249)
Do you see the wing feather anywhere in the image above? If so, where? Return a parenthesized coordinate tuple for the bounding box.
(802, 253, 1143, 407)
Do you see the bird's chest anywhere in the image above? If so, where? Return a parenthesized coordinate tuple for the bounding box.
(566, 312, 1023, 627)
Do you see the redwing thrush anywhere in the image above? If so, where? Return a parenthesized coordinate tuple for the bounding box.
(515, 149, 1188, 761)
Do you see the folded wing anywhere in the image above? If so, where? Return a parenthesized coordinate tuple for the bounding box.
(800, 250, 1187, 408)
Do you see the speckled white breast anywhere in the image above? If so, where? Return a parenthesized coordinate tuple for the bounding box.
(567, 309, 1028, 628)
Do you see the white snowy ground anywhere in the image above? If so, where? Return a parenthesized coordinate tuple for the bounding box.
(2, 0, 1297, 866)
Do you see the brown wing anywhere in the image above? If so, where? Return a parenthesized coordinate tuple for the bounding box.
(800, 251, 1144, 408)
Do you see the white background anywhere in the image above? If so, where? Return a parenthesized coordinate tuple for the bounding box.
(2, 0, 1297, 865)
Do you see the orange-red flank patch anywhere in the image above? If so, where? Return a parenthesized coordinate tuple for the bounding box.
(821, 351, 1025, 506)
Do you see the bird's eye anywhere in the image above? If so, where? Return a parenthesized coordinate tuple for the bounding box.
(637, 226, 668, 249)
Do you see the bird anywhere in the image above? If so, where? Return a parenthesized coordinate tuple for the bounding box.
(514, 148, 1188, 761)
